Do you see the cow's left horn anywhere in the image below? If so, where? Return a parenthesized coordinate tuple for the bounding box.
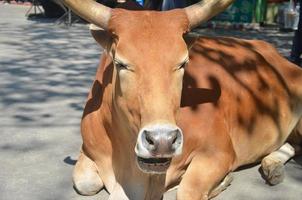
(61, 0, 111, 29)
(185, 0, 234, 30)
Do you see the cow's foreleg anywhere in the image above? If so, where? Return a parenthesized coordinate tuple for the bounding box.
(176, 153, 233, 200)
(261, 143, 295, 185)
(73, 152, 104, 195)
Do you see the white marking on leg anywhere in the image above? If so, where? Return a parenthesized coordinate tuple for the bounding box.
(269, 143, 295, 164)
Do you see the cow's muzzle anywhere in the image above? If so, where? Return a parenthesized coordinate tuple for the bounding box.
(135, 124, 183, 173)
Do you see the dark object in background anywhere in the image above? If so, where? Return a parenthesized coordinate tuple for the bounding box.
(96, 0, 117, 8)
(115, 0, 144, 10)
(144, 0, 196, 11)
(144, 0, 162, 10)
(290, 1, 302, 66)
(97, 0, 143, 10)
(161, 0, 186, 10)
(38, 0, 65, 18)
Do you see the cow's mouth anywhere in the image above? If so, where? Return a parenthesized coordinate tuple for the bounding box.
(136, 156, 172, 174)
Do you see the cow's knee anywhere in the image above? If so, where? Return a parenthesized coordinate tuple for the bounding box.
(261, 143, 295, 185)
(73, 153, 104, 196)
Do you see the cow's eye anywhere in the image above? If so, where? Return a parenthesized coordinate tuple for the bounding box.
(178, 60, 188, 70)
(115, 62, 128, 70)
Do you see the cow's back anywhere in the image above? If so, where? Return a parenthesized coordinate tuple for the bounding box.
(177, 36, 302, 169)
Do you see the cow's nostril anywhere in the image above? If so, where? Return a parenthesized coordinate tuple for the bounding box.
(171, 134, 177, 145)
(143, 130, 157, 152)
(145, 133, 154, 146)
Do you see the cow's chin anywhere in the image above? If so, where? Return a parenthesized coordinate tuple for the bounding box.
(136, 156, 172, 174)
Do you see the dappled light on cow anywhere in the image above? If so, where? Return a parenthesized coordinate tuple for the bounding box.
(181, 73, 222, 110)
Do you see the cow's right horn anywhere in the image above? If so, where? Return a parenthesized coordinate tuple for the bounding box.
(61, 0, 111, 29)
(185, 0, 235, 30)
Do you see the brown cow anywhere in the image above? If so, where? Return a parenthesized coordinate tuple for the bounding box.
(62, 0, 302, 199)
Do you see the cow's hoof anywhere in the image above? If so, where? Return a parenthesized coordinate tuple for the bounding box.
(261, 157, 285, 185)
(73, 178, 103, 196)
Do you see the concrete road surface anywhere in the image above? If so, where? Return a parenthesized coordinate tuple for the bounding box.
(0, 4, 301, 200)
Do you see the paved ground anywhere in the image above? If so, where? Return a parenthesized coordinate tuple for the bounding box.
(0, 4, 302, 200)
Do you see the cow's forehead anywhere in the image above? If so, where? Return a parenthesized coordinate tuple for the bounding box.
(108, 9, 190, 66)
(109, 9, 189, 35)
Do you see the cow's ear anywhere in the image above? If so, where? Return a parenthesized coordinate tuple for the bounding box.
(90, 24, 113, 51)
(183, 33, 197, 49)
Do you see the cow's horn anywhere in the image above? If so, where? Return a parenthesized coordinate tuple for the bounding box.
(61, 0, 111, 29)
(185, 0, 234, 29)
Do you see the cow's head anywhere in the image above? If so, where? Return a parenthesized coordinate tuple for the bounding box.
(63, 0, 234, 174)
